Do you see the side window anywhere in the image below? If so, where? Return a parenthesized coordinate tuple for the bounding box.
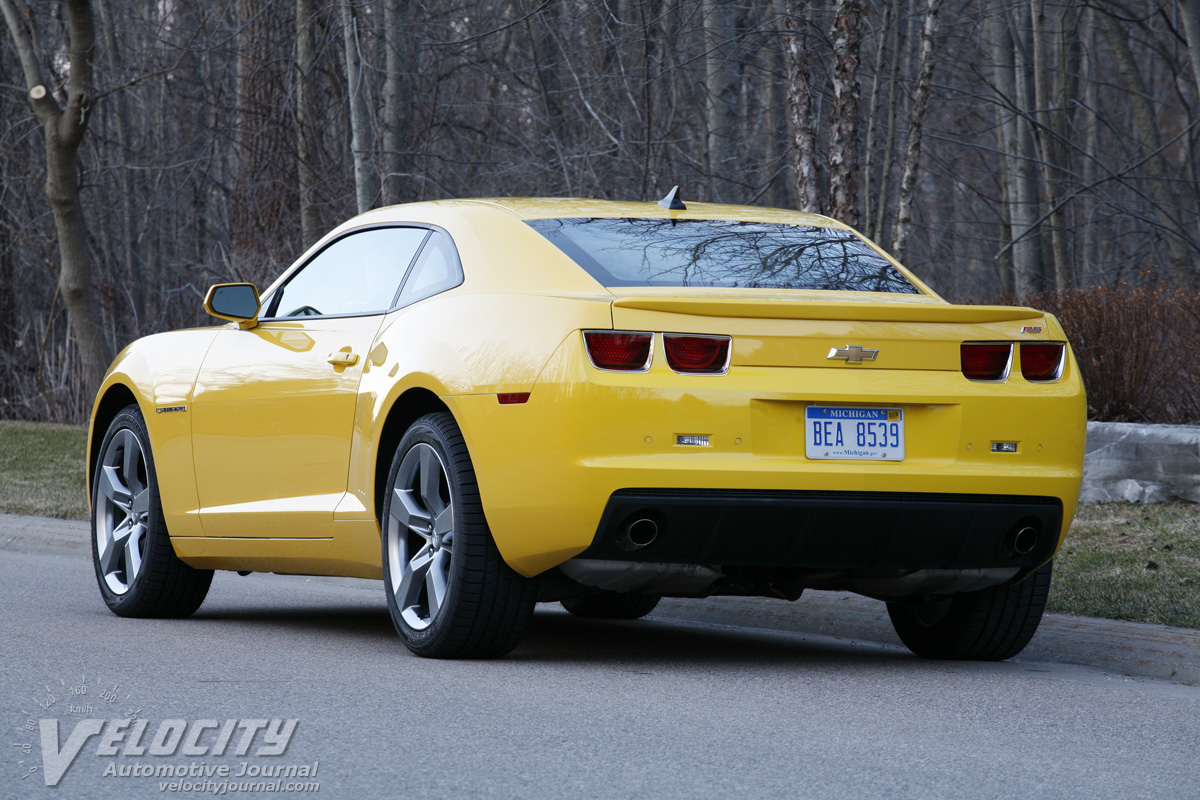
(268, 227, 429, 318)
(395, 230, 464, 307)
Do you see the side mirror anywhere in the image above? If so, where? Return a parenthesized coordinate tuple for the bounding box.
(204, 283, 261, 329)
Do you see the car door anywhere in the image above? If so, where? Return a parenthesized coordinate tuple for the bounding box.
(190, 226, 431, 539)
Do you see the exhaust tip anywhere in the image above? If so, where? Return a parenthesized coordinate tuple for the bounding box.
(1012, 526, 1038, 555)
(1002, 524, 1039, 557)
(627, 518, 659, 548)
(615, 513, 662, 551)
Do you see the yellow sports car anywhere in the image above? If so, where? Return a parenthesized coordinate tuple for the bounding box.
(88, 195, 1086, 660)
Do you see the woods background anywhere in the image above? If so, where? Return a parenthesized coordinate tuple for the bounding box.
(1, 0, 1198, 423)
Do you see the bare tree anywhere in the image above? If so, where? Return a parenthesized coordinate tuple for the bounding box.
(1029, 0, 1070, 290)
(0, 0, 113, 396)
(989, 1, 1043, 295)
(380, 0, 416, 205)
(891, 0, 940, 262)
(828, 0, 864, 226)
(2, 0, 1200, 421)
(1097, 8, 1194, 285)
(1180, 0, 1200, 98)
(783, 0, 820, 213)
(703, 0, 740, 202)
(295, 0, 321, 248)
(341, 1, 376, 213)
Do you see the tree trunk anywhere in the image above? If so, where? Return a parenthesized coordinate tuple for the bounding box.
(1179, 0, 1200, 102)
(702, 0, 740, 203)
(863, 0, 895, 237)
(991, 4, 1043, 296)
(531, 0, 571, 194)
(1029, 0, 1070, 290)
(95, 0, 143, 327)
(890, 0, 940, 262)
(637, 0, 664, 200)
(341, 2, 377, 214)
(0, 0, 113, 401)
(381, 0, 416, 205)
(783, 0, 820, 213)
(1098, 11, 1194, 285)
(1053, 0, 1081, 282)
(828, 0, 864, 226)
(295, 0, 321, 249)
(873, 0, 905, 241)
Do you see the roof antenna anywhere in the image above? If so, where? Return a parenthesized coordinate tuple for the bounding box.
(658, 185, 686, 211)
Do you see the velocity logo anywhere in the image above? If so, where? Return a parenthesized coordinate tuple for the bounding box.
(38, 718, 300, 786)
(14, 677, 314, 791)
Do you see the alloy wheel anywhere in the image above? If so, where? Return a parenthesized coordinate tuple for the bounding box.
(95, 428, 150, 594)
(386, 442, 454, 631)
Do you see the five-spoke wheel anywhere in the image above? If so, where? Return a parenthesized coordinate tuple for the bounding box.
(95, 427, 150, 594)
(381, 412, 536, 658)
(387, 442, 455, 630)
(91, 405, 212, 617)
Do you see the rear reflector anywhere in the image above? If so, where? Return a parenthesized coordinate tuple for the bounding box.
(663, 334, 731, 374)
(1020, 343, 1065, 382)
(497, 393, 530, 404)
(961, 343, 1011, 381)
(583, 331, 653, 371)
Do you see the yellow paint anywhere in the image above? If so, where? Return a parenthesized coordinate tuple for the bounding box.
(88, 198, 1087, 579)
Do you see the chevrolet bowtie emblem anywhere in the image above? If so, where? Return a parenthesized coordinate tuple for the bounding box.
(827, 345, 879, 364)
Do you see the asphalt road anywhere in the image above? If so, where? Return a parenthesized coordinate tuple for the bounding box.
(3, 522, 1199, 799)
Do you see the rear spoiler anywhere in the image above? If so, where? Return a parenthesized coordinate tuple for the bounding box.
(612, 297, 1044, 324)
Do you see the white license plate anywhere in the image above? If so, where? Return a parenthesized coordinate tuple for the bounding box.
(805, 406, 905, 461)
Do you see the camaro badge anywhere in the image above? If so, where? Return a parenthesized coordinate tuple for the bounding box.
(1021, 326, 1043, 334)
(827, 345, 879, 364)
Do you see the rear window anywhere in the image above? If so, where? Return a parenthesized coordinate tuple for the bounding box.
(526, 218, 920, 293)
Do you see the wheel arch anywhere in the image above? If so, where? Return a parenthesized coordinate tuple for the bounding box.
(373, 387, 452, 522)
(88, 382, 140, 496)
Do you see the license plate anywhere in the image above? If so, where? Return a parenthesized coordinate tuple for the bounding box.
(805, 406, 904, 461)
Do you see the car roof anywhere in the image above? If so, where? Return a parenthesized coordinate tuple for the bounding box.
(363, 197, 852, 230)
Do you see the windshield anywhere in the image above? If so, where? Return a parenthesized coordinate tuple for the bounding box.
(526, 217, 920, 293)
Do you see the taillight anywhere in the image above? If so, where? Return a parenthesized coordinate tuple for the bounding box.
(583, 331, 653, 371)
(1020, 343, 1064, 381)
(961, 343, 1011, 381)
(663, 334, 731, 374)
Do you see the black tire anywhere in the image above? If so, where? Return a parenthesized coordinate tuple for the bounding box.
(91, 404, 213, 617)
(561, 592, 662, 620)
(381, 412, 537, 658)
(886, 561, 1053, 661)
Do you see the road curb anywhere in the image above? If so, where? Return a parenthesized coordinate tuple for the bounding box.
(0, 512, 90, 555)
(4, 512, 1197, 684)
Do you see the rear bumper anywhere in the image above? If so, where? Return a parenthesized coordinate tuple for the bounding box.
(581, 488, 1061, 571)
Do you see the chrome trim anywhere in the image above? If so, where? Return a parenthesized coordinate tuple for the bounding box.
(827, 344, 880, 364)
(663, 333, 732, 375)
(1019, 342, 1066, 382)
(960, 342, 1013, 382)
(582, 329, 654, 373)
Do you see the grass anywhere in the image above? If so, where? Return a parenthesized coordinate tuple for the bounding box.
(0, 420, 89, 520)
(1050, 503, 1200, 629)
(0, 420, 1197, 628)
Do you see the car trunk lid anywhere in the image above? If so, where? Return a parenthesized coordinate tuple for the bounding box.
(608, 290, 1050, 372)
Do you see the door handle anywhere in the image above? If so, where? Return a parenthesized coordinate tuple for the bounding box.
(327, 350, 359, 367)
